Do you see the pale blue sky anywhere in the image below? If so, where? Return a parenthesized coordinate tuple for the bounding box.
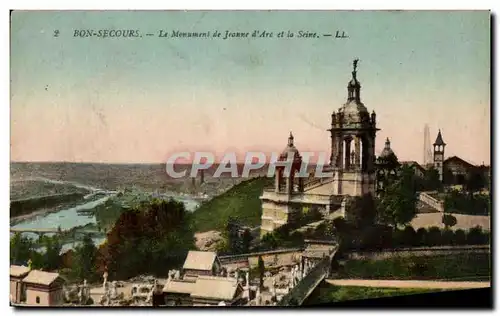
(11, 11, 490, 164)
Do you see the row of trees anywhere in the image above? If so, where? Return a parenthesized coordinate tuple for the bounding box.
(10, 232, 100, 282)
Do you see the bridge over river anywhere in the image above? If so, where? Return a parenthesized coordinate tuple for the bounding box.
(10, 227, 103, 238)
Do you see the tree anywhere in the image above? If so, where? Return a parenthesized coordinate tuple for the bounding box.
(442, 214, 457, 230)
(345, 193, 377, 229)
(467, 226, 487, 245)
(260, 232, 279, 250)
(426, 226, 442, 246)
(465, 169, 486, 195)
(225, 217, 242, 254)
(96, 198, 195, 279)
(258, 255, 265, 289)
(377, 165, 418, 230)
(72, 234, 98, 282)
(41, 235, 62, 271)
(423, 167, 443, 192)
(10, 233, 35, 266)
(241, 229, 253, 253)
(454, 229, 467, 245)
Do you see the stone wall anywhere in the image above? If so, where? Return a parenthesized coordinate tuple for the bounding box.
(219, 248, 304, 269)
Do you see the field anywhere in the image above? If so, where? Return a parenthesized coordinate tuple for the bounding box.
(304, 283, 441, 305)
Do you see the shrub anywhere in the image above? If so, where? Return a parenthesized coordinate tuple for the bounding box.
(426, 226, 442, 246)
(442, 214, 457, 229)
(467, 226, 487, 245)
(441, 229, 455, 245)
(415, 228, 427, 247)
(454, 229, 467, 245)
(401, 226, 417, 247)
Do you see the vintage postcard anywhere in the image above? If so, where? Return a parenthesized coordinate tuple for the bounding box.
(10, 10, 491, 307)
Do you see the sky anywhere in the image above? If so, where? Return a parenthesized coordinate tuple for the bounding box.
(10, 10, 491, 165)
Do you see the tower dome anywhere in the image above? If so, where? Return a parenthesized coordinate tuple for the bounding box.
(280, 132, 301, 160)
(339, 59, 370, 126)
(379, 137, 395, 158)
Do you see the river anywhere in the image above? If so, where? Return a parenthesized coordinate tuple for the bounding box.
(11, 178, 202, 250)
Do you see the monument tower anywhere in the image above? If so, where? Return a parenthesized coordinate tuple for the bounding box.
(326, 59, 379, 196)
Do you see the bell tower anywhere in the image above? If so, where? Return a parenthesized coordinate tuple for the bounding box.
(433, 129, 446, 182)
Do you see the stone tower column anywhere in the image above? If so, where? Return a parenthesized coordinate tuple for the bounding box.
(344, 137, 352, 169)
(274, 168, 282, 193)
(330, 132, 337, 166)
(336, 136, 344, 169)
(354, 136, 361, 169)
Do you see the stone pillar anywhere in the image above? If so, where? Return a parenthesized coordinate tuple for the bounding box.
(369, 136, 376, 173)
(275, 168, 281, 193)
(336, 136, 344, 169)
(354, 136, 361, 169)
(330, 132, 337, 166)
(344, 137, 352, 170)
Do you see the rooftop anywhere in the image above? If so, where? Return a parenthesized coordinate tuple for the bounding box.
(10, 265, 30, 278)
(190, 276, 241, 301)
(22, 270, 62, 286)
(183, 251, 218, 271)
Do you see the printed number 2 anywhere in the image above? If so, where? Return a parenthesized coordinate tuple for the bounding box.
(53, 30, 60, 37)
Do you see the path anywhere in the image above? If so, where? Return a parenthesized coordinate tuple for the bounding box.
(325, 279, 490, 289)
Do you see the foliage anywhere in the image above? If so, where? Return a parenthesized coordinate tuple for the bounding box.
(93, 190, 158, 232)
(224, 216, 242, 254)
(10, 233, 62, 271)
(345, 193, 377, 230)
(338, 223, 489, 251)
(241, 228, 253, 253)
(442, 214, 457, 229)
(338, 252, 491, 281)
(96, 198, 195, 280)
(465, 169, 487, 194)
(39, 235, 62, 271)
(10, 233, 35, 266)
(421, 167, 443, 192)
(444, 189, 489, 215)
(190, 177, 273, 232)
(467, 226, 489, 245)
(70, 234, 99, 282)
(259, 224, 305, 251)
(377, 165, 418, 230)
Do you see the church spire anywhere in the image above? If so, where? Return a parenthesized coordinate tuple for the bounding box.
(347, 58, 361, 102)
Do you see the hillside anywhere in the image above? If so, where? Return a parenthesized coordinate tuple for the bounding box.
(190, 176, 273, 232)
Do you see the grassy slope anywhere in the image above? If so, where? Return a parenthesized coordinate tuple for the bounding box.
(190, 177, 273, 232)
(304, 283, 441, 305)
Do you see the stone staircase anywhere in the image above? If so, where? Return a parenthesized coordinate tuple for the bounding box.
(417, 191, 445, 213)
